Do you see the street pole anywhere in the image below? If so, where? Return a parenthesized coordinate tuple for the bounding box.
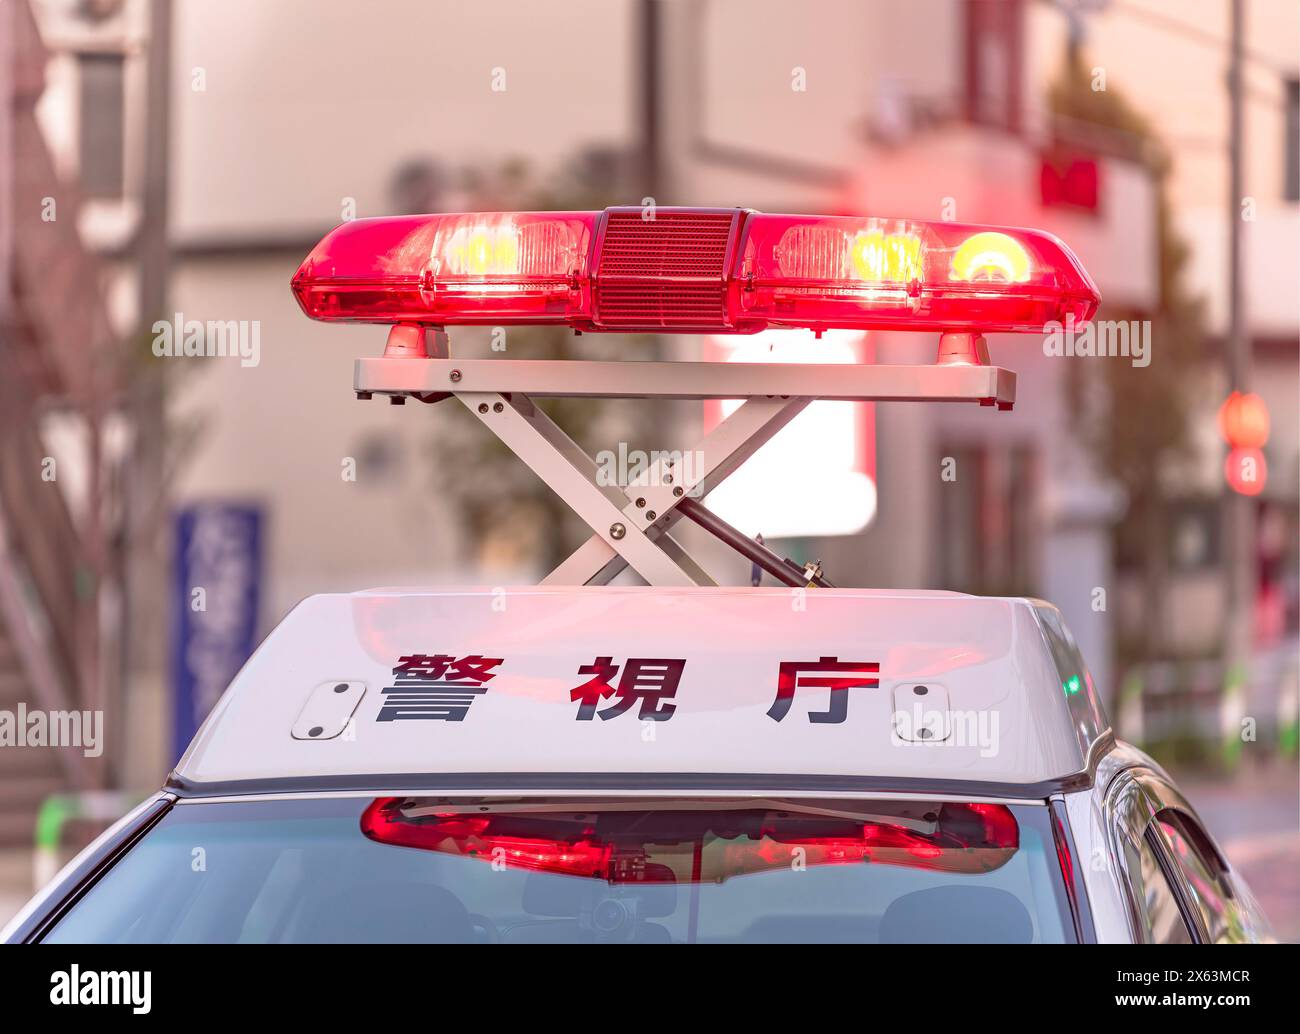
(0, 1, 12, 333)
(637, 0, 661, 203)
(123, 0, 172, 787)
(139, 0, 172, 321)
(1222, 0, 1253, 765)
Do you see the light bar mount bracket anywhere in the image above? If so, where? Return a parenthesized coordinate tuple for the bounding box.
(356, 329, 1015, 588)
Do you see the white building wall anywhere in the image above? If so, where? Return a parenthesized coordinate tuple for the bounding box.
(170, 0, 637, 240)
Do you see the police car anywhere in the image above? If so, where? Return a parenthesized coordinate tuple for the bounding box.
(3, 209, 1272, 944)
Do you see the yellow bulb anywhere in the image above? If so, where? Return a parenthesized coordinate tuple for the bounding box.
(886, 232, 922, 281)
(850, 230, 922, 283)
(851, 230, 884, 280)
(950, 232, 1031, 283)
(494, 232, 520, 273)
(466, 231, 494, 274)
(444, 221, 522, 276)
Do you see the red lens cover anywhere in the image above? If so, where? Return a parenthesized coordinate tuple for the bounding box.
(293, 209, 1099, 334)
(292, 212, 598, 325)
(734, 214, 1100, 333)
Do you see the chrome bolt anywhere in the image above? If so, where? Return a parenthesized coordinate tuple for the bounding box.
(609, 523, 626, 540)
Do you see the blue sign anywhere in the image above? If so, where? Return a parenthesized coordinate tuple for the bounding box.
(171, 503, 263, 762)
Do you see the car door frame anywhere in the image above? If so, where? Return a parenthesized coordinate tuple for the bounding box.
(1100, 767, 1211, 942)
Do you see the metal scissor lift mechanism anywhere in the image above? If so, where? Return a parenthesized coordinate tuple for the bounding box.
(356, 324, 1015, 589)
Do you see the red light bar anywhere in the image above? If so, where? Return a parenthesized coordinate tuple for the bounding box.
(292, 208, 1099, 334)
(360, 799, 1019, 880)
(292, 211, 598, 325)
(735, 214, 1099, 333)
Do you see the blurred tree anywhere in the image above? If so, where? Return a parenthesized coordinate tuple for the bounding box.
(1049, 50, 1208, 667)
(425, 148, 670, 576)
(388, 157, 447, 214)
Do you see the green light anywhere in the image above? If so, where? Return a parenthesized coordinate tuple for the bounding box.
(1064, 675, 1081, 696)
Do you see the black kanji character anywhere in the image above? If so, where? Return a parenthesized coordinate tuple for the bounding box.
(378, 652, 504, 722)
(570, 657, 685, 722)
(766, 656, 879, 724)
(570, 656, 620, 721)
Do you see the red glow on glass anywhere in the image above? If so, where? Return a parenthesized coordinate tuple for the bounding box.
(1048, 801, 1085, 942)
(360, 800, 1020, 883)
(1051, 811, 1075, 890)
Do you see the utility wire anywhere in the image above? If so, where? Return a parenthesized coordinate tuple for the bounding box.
(1107, 0, 1298, 77)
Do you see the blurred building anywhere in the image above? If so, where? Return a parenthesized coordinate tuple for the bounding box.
(1074, 0, 1299, 689)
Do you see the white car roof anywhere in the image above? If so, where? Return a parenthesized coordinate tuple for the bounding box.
(171, 586, 1111, 798)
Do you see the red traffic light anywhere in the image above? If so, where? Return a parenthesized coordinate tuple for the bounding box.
(1225, 446, 1268, 496)
(1217, 391, 1270, 449)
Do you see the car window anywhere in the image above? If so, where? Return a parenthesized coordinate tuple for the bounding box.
(1118, 825, 1195, 943)
(1154, 810, 1241, 943)
(43, 796, 1077, 944)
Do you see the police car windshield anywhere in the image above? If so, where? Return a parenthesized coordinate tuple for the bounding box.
(45, 796, 1075, 944)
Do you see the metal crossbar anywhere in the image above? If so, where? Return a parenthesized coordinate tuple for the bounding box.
(356, 356, 1016, 405)
(355, 342, 1016, 587)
